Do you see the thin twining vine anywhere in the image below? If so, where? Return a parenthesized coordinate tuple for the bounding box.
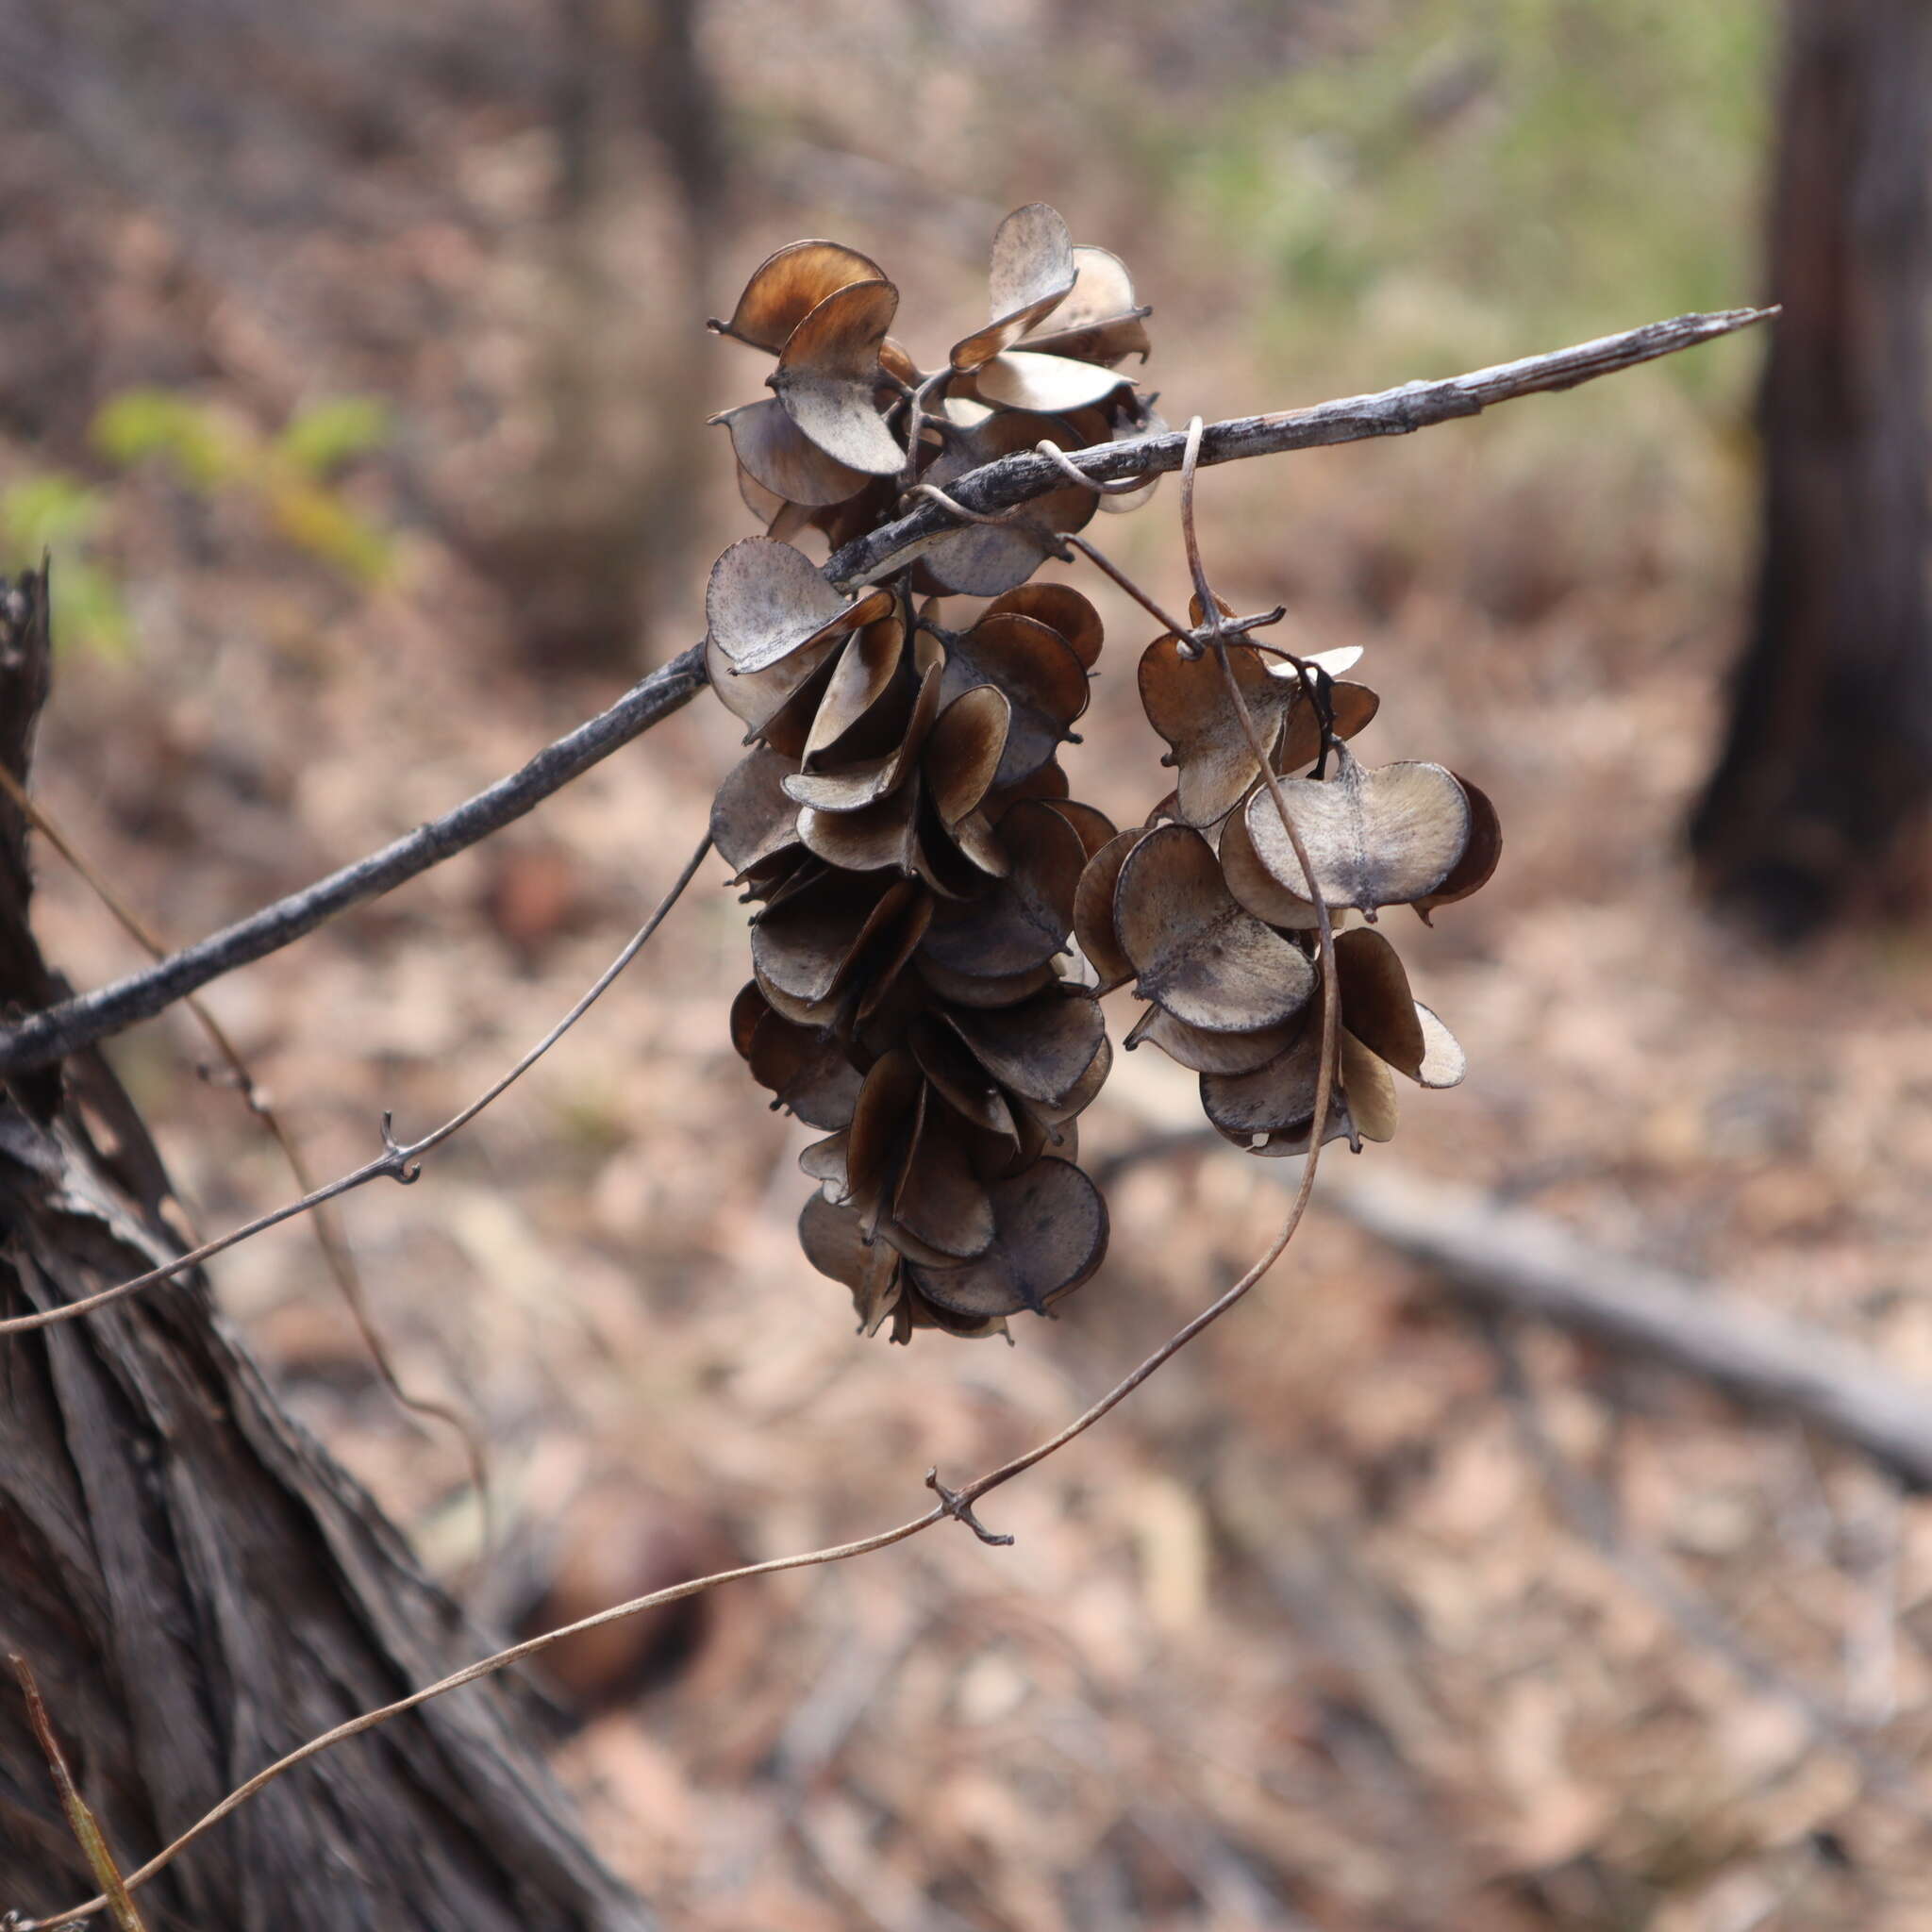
(0, 834, 712, 1339)
(8, 202, 1765, 1926)
(22, 425, 1350, 1930)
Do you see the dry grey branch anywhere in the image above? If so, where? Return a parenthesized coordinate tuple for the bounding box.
(824, 307, 1776, 589)
(0, 307, 1770, 1080)
(0, 641, 708, 1075)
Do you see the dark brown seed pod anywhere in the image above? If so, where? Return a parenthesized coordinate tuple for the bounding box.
(703, 207, 1163, 1340)
(712, 398, 870, 508)
(1019, 245, 1153, 367)
(919, 411, 1100, 598)
(1138, 633, 1298, 829)
(921, 798, 1085, 975)
(908, 1158, 1108, 1318)
(938, 611, 1091, 788)
(1412, 774, 1503, 922)
(1112, 824, 1315, 1033)
(710, 240, 889, 353)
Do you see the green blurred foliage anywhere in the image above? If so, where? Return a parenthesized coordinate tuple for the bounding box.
(1, 391, 397, 660)
(93, 387, 396, 585)
(0, 474, 133, 660)
(1166, 0, 1770, 394)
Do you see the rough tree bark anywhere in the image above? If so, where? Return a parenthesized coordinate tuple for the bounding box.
(0, 570, 648, 1926)
(1690, 0, 1932, 930)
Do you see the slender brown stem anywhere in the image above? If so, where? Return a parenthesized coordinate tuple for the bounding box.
(10, 1656, 148, 1931)
(1059, 533, 1193, 641)
(1177, 415, 1217, 627)
(0, 832, 714, 1339)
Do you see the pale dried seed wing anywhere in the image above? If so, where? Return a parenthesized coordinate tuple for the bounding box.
(974, 349, 1132, 413)
(1100, 400, 1167, 514)
(770, 279, 906, 475)
(1217, 788, 1319, 929)
(706, 536, 891, 676)
(1341, 1029, 1400, 1143)
(1113, 824, 1315, 1033)
(1020, 246, 1152, 365)
(949, 202, 1077, 372)
(711, 239, 888, 352)
(714, 397, 871, 508)
(1243, 751, 1472, 914)
(799, 1127, 852, 1198)
(1412, 1003, 1468, 1089)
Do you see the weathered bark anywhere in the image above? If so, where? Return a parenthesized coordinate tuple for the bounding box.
(1690, 0, 1932, 930)
(0, 568, 648, 1927)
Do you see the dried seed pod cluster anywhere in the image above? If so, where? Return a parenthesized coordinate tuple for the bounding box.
(703, 203, 1159, 1342)
(708, 202, 1158, 591)
(708, 543, 1125, 1341)
(1078, 615, 1502, 1157)
(702, 204, 1501, 1342)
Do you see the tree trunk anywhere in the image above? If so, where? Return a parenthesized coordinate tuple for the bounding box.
(1689, 0, 1932, 932)
(0, 567, 649, 1927)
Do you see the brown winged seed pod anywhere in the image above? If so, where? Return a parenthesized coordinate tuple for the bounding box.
(708, 203, 1157, 561)
(702, 206, 1165, 1340)
(705, 526, 1126, 1338)
(1079, 629, 1501, 1158)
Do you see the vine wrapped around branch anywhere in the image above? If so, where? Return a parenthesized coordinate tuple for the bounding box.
(0, 305, 1771, 1081)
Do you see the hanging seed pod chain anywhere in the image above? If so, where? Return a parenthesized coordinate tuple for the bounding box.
(703, 204, 1497, 1341)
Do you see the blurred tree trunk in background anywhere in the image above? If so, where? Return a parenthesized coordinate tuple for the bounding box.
(474, 0, 722, 673)
(1690, 0, 1932, 932)
(0, 571, 648, 1930)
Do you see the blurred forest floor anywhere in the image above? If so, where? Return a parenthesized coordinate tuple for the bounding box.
(7, 2, 1932, 1926)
